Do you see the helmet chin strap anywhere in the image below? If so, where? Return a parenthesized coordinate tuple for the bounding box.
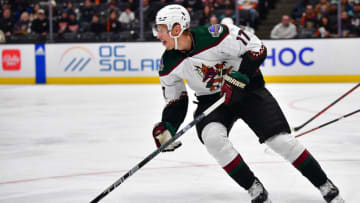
(169, 29, 184, 50)
(174, 37, 178, 50)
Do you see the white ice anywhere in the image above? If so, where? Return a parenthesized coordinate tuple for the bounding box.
(0, 83, 359, 203)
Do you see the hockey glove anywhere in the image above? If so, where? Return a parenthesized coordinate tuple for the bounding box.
(221, 70, 250, 105)
(152, 122, 182, 152)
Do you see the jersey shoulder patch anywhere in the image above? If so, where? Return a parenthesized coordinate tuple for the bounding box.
(208, 24, 224, 37)
(159, 50, 186, 76)
(191, 24, 229, 54)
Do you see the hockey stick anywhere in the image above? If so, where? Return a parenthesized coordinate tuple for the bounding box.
(295, 109, 360, 138)
(90, 95, 225, 203)
(293, 83, 360, 132)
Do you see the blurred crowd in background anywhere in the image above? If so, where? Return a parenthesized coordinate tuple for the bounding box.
(271, 0, 360, 39)
(0, 0, 359, 43)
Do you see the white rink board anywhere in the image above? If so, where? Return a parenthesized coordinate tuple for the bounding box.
(0, 45, 35, 77)
(261, 38, 360, 76)
(0, 38, 359, 83)
(44, 38, 360, 78)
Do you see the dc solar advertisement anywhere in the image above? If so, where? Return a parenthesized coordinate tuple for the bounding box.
(45, 42, 163, 78)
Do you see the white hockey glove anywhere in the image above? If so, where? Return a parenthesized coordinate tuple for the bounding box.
(152, 122, 182, 152)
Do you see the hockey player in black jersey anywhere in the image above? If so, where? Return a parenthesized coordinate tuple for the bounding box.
(151, 4, 345, 203)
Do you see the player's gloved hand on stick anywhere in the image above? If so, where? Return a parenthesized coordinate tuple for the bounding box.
(221, 70, 250, 105)
(152, 122, 182, 152)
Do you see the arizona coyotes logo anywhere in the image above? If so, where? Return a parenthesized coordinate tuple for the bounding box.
(195, 62, 233, 91)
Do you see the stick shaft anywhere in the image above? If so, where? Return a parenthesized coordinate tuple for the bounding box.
(295, 109, 360, 138)
(293, 83, 359, 132)
(90, 96, 225, 203)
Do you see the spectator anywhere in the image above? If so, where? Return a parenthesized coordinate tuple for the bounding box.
(209, 14, 219, 24)
(292, 0, 309, 21)
(199, 5, 213, 25)
(340, 11, 357, 36)
(14, 11, 31, 35)
(315, 16, 336, 38)
(203, 0, 217, 11)
(173, 0, 186, 6)
(0, 30, 5, 43)
(270, 15, 297, 39)
(185, 0, 204, 11)
(237, 0, 259, 28)
(50, 0, 59, 18)
(126, 0, 139, 12)
(94, 0, 109, 4)
(135, 0, 154, 30)
(119, 5, 135, 25)
(80, 0, 95, 24)
(67, 12, 79, 33)
(106, 10, 121, 33)
(292, 0, 319, 21)
(352, 2, 360, 35)
(314, 0, 330, 18)
(340, 0, 354, 16)
(0, 8, 15, 37)
(65, 1, 76, 17)
(300, 4, 317, 26)
(298, 20, 317, 38)
(13, 2, 32, 22)
(219, 5, 236, 23)
(89, 15, 105, 35)
(1, 3, 11, 17)
(57, 11, 69, 34)
(29, 3, 41, 21)
(216, 0, 234, 9)
(31, 9, 48, 36)
(328, 1, 339, 30)
(107, 0, 121, 18)
(45, 0, 59, 20)
(257, 0, 269, 19)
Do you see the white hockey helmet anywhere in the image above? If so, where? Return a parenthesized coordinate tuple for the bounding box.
(153, 4, 191, 38)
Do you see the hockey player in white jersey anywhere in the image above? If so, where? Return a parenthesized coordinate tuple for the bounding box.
(151, 4, 345, 203)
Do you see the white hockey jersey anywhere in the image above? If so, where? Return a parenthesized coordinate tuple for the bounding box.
(159, 24, 264, 105)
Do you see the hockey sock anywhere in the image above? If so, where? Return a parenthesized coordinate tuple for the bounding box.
(223, 154, 255, 190)
(292, 149, 328, 187)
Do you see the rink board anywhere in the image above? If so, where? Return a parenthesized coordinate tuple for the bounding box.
(0, 38, 359, 84)
(0, 45, 36, 84)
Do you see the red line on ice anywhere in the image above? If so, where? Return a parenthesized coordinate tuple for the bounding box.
(1, 159, 358, 185)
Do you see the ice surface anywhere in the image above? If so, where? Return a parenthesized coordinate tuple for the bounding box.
(0, 83, 359, 203)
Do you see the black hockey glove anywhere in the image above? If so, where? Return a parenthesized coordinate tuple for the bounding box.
(221, 70, 250, 105)
(152, 122, 182, 152)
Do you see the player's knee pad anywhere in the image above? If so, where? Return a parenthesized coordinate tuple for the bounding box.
(265, 133, 305, 163)
(201, 122, 238, 167)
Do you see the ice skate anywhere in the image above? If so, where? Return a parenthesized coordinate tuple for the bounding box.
(248, 178, 272, 203)
(319, 179, 345, 203)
